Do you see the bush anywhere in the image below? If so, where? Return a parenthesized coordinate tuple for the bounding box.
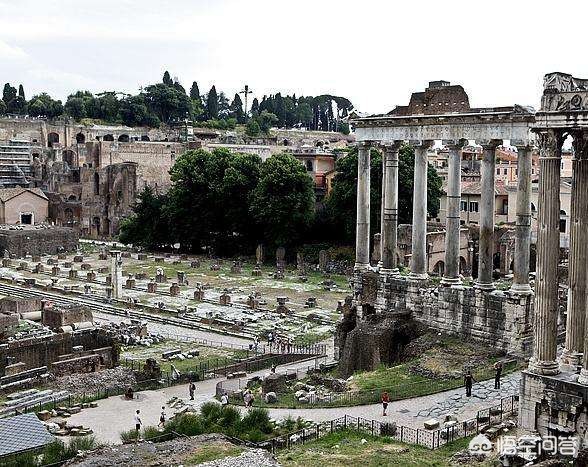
(200, 401, 223, 423)
(165, 413, 206, 437)
(218, 405, 242, 428)
(240, 408, 273, 434)
(143, 426, 163, 441)
(120, 429, 139, 443)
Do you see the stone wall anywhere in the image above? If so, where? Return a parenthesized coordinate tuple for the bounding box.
(0, 226, 78, 257)
(42, 305, 93, 330)
(352, 273, 534, 358)
(0, 328, 118, 376)
(519, 370, 588, 437)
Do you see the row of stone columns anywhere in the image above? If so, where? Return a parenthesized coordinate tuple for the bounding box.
(528, 129, 588, 381)
(354, 139, 533, 295)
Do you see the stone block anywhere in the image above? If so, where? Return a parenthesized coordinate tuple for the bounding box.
(73, 255, 83, 263)
(81, 263, 92, 270)
(424, 419, 440, 430)
(147, 282, 157, 293)
(37, 410, 51, 421)
(154, 257, 165, 263)
(137, 253, 148, 261)
(68, 269, 78, 279)
(190, 260, 200, 268)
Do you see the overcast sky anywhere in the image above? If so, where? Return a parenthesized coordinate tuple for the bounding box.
(1, 0, 586, 115)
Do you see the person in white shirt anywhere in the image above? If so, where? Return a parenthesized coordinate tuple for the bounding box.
(220, 393, 229, 406)
(158, 406, 166, 427)
(134, 409, 142, 443)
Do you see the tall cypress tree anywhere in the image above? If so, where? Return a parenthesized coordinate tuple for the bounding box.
(162, 71, 173, 86)
(18, 84, 25, 99)
(2, 83, 16, 104)
(206, 85, 218, 119)
(189, 81, 201, 101)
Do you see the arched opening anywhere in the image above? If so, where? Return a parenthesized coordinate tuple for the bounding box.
(67, 194, 77, 202)
(432, 260, 445, 276)
(493, 252, 502, 271)
(283, 139, 290, 146)
(531, 202, 537, 213)
(118, 134, 130, 142)
(103, 134, 114, 142)
(93, 172, 100, 195)
(140, 135, 150, 141)
(75, 132, 85, 144)
(48, 132, 59, 147)
(62, 150, 75, 167)
(305, 160, 313, 171)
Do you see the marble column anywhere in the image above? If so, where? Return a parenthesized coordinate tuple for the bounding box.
(510, 144, 533, 295)
(441, 139, 466, 286)
(381, 142, 401, 274)
(355, 141, 371, 270)
(378, 148, 387, 268)
(475, 140, 501, 290)
(528, 129, 563, 376)
(564, 132, 588, 368)
(409, 140, 433, 279)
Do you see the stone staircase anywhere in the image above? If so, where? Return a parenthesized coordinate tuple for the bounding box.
(0, 388, 70, 418)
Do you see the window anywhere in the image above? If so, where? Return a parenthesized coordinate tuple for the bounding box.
(469, 201, 479, 212)
(560, 219, 567, 233)
(460, 201, 468, 211)
(503, 169, 507, 175)
(496, 168, 500, 175)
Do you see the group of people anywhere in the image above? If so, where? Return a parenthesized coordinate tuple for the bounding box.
(133, 406, 167, 441)
(267, 332, 293, 354)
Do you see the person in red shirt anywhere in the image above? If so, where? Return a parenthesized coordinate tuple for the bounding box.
(381, 391, 390, 416)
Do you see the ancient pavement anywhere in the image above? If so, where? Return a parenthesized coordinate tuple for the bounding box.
(64, 359, 520, 445)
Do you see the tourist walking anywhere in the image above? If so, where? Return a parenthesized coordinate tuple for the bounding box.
(134, 409, 142, 443)
(494, 361, 503, 389)
(189, 381, 196, 401)
(158, 406, 166, 427)
(381, 391, 390, 416)
(243, 389, 254, 408)
(464, 370, 475, 397)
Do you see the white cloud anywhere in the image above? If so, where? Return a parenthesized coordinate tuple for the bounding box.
(0, 0, 587, 113)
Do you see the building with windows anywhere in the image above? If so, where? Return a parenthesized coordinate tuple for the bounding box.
(0, 187, 48, 225)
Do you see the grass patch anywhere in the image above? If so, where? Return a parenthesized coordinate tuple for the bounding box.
(278, 429, 488, 467)
(185, 444, 244, 465)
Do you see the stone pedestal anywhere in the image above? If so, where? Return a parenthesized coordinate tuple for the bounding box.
(194, 288, 204, 301)
(137, 253, 148, 261)
(51, 266, 60, 276)
(73, 255, 83, 263)
(2, 258, 11, 267)
(190, 260, 200, 268)
(86, 271, 96, 281)
(125, 278, 136, 288)
(147, 282, 157, 293)
(68, 269, 78, 279)
(170, 283, 180, 296)
(34, 263, 44, 274)
(220, 291, 231, 306)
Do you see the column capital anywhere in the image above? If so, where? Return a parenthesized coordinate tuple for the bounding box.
(534, 129, 565, 158)
(409, 139, 435, 149)
(513, 143, 534, 153)
(478, 139, 502, 151)
(357, 140, 373, 150)
(382, 140, 403, 153)
(444, 138, 468, 150)
(571, 130, 588, 160)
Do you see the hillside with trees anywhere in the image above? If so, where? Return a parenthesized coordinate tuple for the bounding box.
(1, 72, 353, 135)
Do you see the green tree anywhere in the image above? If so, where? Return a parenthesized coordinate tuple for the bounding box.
(95, 92, 120, 122)
(162, 70, 173, 86)
(119, 186, 171, 248)
(245, 119, 261, 137)
(18, 84, 25, 99)
(229, 93, 245, 123)
(2, 83, 16, 105)
(189, 81, 201, 101)
(143, 83, 191, 123)
(206, 85, 218, 119)
(64, 97, 86, 120)
(0, 100, 6, 115)
(249, 153, 315, 246)
(27, 93, 63, 118)
(165, 148, 262, 253)
(256, 110, 278, 134)
(119, 94, 160, 127)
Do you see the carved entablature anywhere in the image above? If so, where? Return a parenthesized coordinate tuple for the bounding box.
(541, 72, 588, 112)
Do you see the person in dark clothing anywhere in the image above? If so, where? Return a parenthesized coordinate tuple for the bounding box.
(464, 370, 475, 397)
(189, 382, 196, 400)
(494, 361, 503, 389)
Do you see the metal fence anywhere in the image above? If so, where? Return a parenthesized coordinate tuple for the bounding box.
(255, 394, 519, 453)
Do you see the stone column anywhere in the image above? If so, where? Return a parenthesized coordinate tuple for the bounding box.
(441, 139, 466, 286)
(355, 141, 371, 270)
(381, 142, 401, 274)
(475, 140, 501, 290)
(378, 148, 387, 268)
(110, 250, 123, 300)
(564, 132, 588, 368)
(409, 140, 433, 279)
(510, 144, 533, 295)
(528, 129, 564, 376)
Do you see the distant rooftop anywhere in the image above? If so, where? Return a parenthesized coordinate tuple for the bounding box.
(0, 413, 54, 458)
